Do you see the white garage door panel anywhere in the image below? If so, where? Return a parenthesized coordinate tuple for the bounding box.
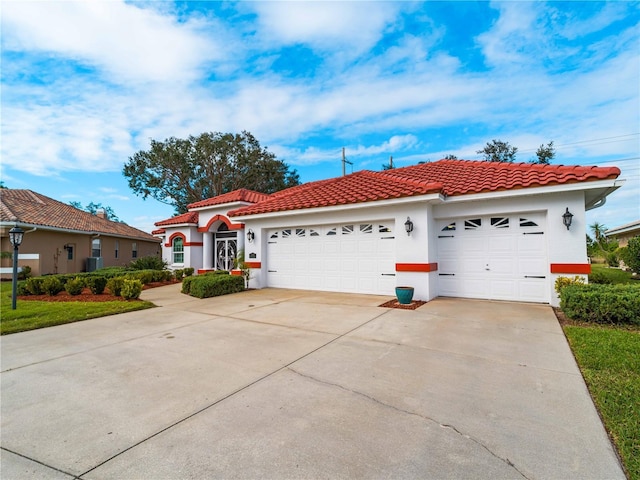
(267, 222, 396, 295)
(437, 213, 549, 303)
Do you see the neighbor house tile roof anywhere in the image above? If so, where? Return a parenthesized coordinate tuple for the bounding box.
(154, 211, 199, 226)
(187, 189, 272, 209)
(0, 189, 159, 241)
(229, 160, 620, 217)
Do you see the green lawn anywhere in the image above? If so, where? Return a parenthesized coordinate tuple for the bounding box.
(590, 264, 636, 284)
(564, 324, 640, 480)
(0, 282, 155, 335)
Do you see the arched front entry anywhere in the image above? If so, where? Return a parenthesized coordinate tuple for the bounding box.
(215, 223, 237, 271)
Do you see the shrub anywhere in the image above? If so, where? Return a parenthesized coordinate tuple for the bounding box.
(187, 274, 244, 299)
(16, 281, 29, 296)
(24, 277, 45, 295)
(560, 284, 640, 325)
(121, 279, 143, 300)
(588, 270, 612, 284)
(605, 251, 619, 267)
(128, 270, 154, 285)
(183, 267, 194, 277)
(619, 236, 640, 274)
(181, 276, 194, 294)
(42, 277, 64, 296)
(151, 270, 172, 282)
(17, 265, 32, 280)
(554, 276, 585, 295)
(174, 269, 184, 280)
(106, 277, 125, 296)
(87, 276, 107, 294)
(64, 277, 85, 296)
(129, 255, 167, 271)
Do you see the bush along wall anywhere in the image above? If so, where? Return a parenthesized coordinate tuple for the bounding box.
(560, 284, 640, 325)
(186, 274, 245, 299)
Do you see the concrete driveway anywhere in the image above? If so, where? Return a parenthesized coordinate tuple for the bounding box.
(1, 285, 624, 479)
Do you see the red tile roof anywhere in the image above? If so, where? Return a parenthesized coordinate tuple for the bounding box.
(0, 189, 159, 241)
(188, 189, 272, 209)
(379, 159, 621, 197)
(154, 211, 199, 227)
(229, 160, 620, 217)
(228, 170, 443, 217)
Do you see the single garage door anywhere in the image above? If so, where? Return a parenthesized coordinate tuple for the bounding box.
(437, 213, 549, 303)
(267, 222, 396, 295)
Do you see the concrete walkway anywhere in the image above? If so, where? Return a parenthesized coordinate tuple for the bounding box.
(1, 285, 624, 479)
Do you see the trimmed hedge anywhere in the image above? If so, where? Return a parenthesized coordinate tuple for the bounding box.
(64, 277, 85, 296)
(106, 277, 125, 297)
(87, 276, 107, 294)
(186, 274, 244, 299)
(560, 284, 640, 325)
(42, 277, 64, 296)
(121, 279, 143, 300)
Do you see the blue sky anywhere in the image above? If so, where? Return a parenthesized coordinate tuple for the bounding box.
(1, 1, 639, 235)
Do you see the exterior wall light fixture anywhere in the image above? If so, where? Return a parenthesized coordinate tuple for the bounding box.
(404, 217, 414, 236)
(562, 208, 574, 230)
(246, 229, 255, 243)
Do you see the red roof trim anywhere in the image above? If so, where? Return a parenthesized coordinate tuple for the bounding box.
(197, 214, 244, 232)
(188, 189, 271, 209)
(155, 212, 199, 227)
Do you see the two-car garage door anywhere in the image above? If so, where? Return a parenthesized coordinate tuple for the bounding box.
(266, 222, 396, 295)
(437, 213, 549, 303)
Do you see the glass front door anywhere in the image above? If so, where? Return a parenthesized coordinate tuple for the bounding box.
(216, 237, 237, 271)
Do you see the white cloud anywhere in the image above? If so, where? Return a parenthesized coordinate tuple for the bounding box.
(1, 0, 219, 83)
(249, 1, 403, 55)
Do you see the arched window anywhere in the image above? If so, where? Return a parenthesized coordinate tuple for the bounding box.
(172, 237, 184, 264)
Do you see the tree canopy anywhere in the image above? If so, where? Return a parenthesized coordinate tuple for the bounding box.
(477, 140, 518, 163)
(533, 141, 555, 164)
(123, 131, 300, 213)
(70, 201, 122, 223)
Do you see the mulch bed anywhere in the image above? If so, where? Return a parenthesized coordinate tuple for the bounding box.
(379, 299, 427, 310)
(18, 280, 179, 303)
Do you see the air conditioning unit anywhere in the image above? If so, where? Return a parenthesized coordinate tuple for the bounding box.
(86, 257, 103, 272)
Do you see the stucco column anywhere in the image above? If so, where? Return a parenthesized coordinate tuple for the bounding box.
(202, 232, 214, 270)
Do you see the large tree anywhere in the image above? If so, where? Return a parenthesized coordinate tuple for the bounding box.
(70, 201, 122, 223)
(532, 141, 555, 164)
(477, 139, 518, 163)
(123, 131, 300, 213)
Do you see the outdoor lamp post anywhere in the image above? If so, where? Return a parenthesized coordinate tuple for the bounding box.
(9, 226, 24, 310)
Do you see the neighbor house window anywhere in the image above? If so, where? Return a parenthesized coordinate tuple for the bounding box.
(91, 238, 101, 257)
(115, 240, 119, 259)
(172, 237, 184, 264)
(132, 242, 138, 259)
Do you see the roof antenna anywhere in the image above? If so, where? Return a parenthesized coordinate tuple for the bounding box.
(342, 147, 353, 176)
(389, 155, 394, 169)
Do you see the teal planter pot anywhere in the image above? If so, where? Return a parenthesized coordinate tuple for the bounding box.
(395, 286, 414, 305)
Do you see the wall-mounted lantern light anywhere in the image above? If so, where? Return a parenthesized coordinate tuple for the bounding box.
(562, 208, 573, 230)
(9, 225, 25, 310)
(404, 217, 414, 236)
(246, 229, 255, 243)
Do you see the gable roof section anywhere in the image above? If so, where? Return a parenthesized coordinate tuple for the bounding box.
(0, 189, 159, 241)
(187, 189, 272, 209)
(229, 170, 443, 217)
(379, 160, 621, 197)
(154, 211, 199, 227)
(229, 159, 620, 217)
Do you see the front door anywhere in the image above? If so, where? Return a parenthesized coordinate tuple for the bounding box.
(215, 236, 237, 271)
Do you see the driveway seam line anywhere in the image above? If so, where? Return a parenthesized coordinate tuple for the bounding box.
(77, 307, 393, 478)
(286, 367, 530, 480)
(1, 446, 80, 479)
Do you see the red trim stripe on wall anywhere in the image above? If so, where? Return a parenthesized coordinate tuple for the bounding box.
(395, 263, 438, 272)
(245, 262, 262, 268)
(550, 263, 591, 274)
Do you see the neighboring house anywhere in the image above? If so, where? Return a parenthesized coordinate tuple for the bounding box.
(1, 189, 161, 277)
(605, 220, 640, 247)
(154, 159, 623, 306)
